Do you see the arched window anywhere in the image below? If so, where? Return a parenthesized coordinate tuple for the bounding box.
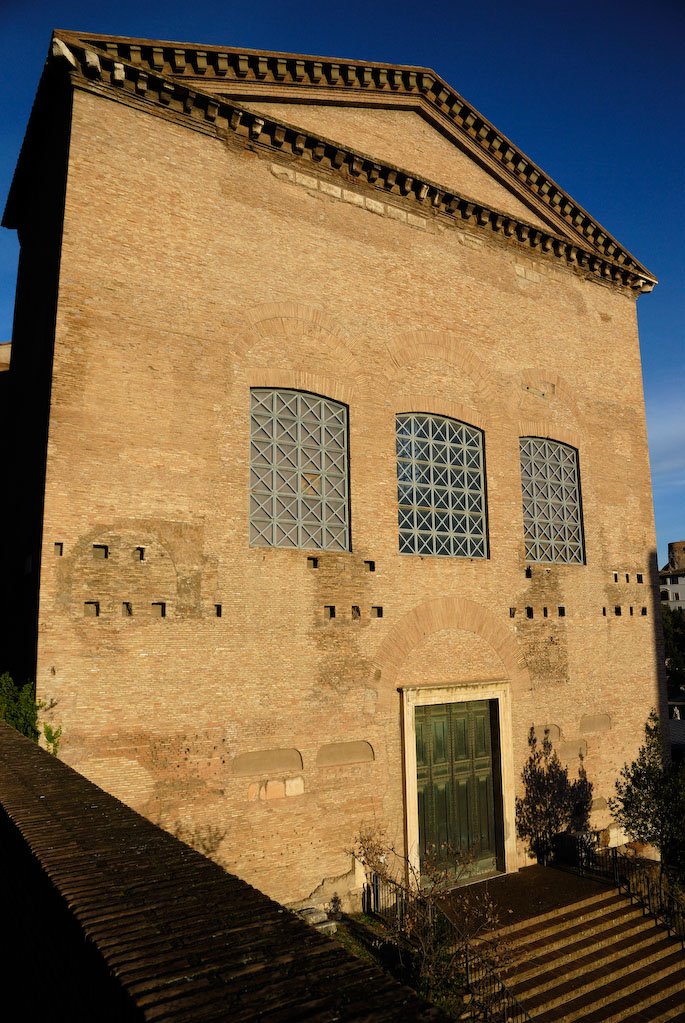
(396, 413, 488, 558)
(519, 437, 584, 564)
(249, 389, 349, 551)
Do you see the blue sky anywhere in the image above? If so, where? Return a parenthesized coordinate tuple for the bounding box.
(1, 0, 682, 564)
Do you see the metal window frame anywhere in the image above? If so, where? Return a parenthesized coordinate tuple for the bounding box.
(249, 388, 350, 552)
(519, 436, 585, 565)
(396, 412, 488, 559)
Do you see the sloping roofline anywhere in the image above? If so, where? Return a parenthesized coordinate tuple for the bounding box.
(52, 29, 655, 286)
(3, 30, 656, 293)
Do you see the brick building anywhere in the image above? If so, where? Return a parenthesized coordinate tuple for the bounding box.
(1, 31, 666, 906)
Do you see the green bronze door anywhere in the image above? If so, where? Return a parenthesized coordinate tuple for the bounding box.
(415, 700, 501, 877)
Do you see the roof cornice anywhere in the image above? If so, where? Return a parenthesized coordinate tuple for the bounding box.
(35, 34, 655, 294)
(56, 31, 657, 288)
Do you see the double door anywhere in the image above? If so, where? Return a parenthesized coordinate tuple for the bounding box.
(415, 700, 502, 878)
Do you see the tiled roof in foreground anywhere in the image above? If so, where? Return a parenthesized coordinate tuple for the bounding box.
(0, 721, 447, 1022)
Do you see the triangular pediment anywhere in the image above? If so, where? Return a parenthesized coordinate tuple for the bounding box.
(11, 30, 652, 290)
(58, 30, 655, 280)
(242, 101, 551, 230)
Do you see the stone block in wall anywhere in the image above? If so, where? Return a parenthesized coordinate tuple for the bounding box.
(579, 713, 611, 734)
(232, 748, 303, 776)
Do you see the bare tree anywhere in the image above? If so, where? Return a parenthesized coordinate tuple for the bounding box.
(352, 826, 511, 1017)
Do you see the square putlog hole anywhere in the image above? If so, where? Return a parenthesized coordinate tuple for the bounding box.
(215, 604, 222, 617)
(351, 605, 361, 619)
(324, 605, 336, 619)
(54, 542, 63, 556)
(364, 560, 376, 572)
(84, 601, 100, 617)
(135, 547, 145, 561)
(122, 602, 133, 617)
(307, 556, 319, 569)
(371, 606, 383, 618)
(93, 544, 109, 560)
(151, 602, 166, 618)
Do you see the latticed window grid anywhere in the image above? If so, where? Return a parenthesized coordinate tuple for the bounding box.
(520, 437, 584, 564)
(249, 389, 349, 551)
(396, 413, 488, 558)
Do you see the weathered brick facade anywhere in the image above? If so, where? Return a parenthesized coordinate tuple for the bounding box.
(2, 32, 665, 906)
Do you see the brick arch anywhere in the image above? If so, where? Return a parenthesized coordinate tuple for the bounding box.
(384, 330, 498, 402)
(393, 393, 488, 432)
(245, 370, 355, 407)
(232, 302, 364, 384)
(373, 595, 529, 688)
(517, 420, 583, 453)
(516, 368, 581, 421)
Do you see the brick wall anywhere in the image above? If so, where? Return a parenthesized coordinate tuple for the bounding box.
(27, 84, 665, 905)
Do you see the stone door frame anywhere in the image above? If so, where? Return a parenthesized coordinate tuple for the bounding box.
(399, 679, 517, 884)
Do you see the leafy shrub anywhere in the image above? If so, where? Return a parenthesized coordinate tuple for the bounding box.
(0, 672, 62, 754)
(0, 672, 39, 741)
(516, 726, 593, 863)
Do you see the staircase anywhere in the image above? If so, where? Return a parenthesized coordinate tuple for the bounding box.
(491, 887, 685, 1022)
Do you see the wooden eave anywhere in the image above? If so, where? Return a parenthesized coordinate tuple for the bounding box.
(53, 29, 657, 289)
(6, 32, 655, 295)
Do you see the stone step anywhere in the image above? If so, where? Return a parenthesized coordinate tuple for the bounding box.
(518, 939, 681, 1015)
(621, 985, 685, 1023)
(508, 925, 673, 999)
(298, 907, 328, 926)
(469, 872, 685, 1023)
(538, 956, 685, 1023)
(486, 884, 618, 940)
(499, 893, 635, 951)
(505, 913, 659, 986)
(315, 920, 338, 936)
(575, 967, 685, 1023)
(506, 901, 648, 963)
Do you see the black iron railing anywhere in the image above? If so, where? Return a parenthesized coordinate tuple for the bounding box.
(363, 875, 534, 1023)
(553, 833, 685, 949)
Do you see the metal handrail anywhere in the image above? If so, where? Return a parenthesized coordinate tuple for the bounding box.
(553, 834, 685, 949)
(363, 874, 534, 1023)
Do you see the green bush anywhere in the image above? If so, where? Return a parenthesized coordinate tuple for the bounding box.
(0, 672, 39, 741)
(610, 709, 685, 885)
(516, 726, 593, 864)
(0, 673, 62, 755)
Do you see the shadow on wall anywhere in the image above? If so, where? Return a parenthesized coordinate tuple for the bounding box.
(649, 547, 671, 757)
(515, 725, 593, 864)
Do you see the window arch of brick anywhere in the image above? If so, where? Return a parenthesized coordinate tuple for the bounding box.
(396, 412, 488, 559)
(249, 388, 350, 552)
(519, 437, 585, 564)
